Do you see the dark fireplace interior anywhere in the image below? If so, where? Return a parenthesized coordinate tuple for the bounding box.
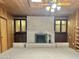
(35, 34, 47, 43)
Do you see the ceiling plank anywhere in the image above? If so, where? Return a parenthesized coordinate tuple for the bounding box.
(0, 0, 78, 16)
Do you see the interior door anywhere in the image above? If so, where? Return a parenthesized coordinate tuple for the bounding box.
(0, 18, 7, 52)
(14, 18, 27, 42)
(55, 19, 68, 42)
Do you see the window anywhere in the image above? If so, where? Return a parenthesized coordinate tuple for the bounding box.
(56, 21, 60, 32)
(16, 20, 20, 32)
(15, 20, 26, 32)
(31, 0, 42, 2)
(21, 20, 26, 32)
(55, 20, 67, 33)
(61, 21, 66, 32)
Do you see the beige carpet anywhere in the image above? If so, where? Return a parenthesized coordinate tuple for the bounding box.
(0, 47, 79, 59)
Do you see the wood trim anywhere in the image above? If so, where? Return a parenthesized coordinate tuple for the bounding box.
(27, 0, 30, 7)
(20, 20, 22, 32)
(66, 20, 68, 33)
(14, 19, 16, 33)
(0, 19, 2, 53)
(60, 20, 62, 32)
(5, 19, 8, 51)
(0, 16, 7, 20)
(26, 16, 27, 42)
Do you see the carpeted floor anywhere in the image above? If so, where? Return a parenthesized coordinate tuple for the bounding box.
(0, 47, 79, 59)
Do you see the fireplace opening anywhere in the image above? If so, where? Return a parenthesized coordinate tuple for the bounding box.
(35, 34, 47, 43)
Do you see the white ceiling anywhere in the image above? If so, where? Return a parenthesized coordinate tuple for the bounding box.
(0, 0, 79, 16)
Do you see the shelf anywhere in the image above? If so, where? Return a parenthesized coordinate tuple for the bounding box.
(76, 27, 79, 29)
(75, 32, 79, 34)
(75, 35, 79, 38)
(76, 43, 79, 45)
(76, 39, 79, 42)
(75, 27, 79, 51)
(75, 45, 79, 49)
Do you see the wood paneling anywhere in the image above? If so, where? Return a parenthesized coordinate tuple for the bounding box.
(68, 13, 76, 48)
(0, 6, 14, 53)
(0, 18, 7, 52)
(0, 7, 7, 19)
(68, 9, 79, 51)
(29, 0, 48, 8)
(7, 15, 14, 49)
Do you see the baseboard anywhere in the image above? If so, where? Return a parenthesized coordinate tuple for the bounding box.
(26, 43, 54, 48)
(55, 43, 69, 47)
(13, 43, 69, 48)
(13, 43, 25, 48)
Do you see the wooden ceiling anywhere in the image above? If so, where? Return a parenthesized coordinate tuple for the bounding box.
(0, 0, 79, 16)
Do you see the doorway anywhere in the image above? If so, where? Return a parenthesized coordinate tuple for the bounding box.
(55, 19, 68, 42)
(0, 18, 8, 52)
(14, 17, 27, 43)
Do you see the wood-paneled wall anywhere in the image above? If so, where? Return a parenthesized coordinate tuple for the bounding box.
(7, 14, 14, 49)
(68, 12, 76, 48)
(0, 5, 14, 53)
(68, 9, 79, 50)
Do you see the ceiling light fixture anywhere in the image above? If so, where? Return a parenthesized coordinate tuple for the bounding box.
(57, 6, 61, 11)
(52, 4, 57, 9)
(51, 9, 55, 12)
(46, 0, 61, 12)
(31, 0, 42, 2)
(46, 6, 50, 11)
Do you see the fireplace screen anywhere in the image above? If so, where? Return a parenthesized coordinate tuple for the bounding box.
(35, 34, 47, 43)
